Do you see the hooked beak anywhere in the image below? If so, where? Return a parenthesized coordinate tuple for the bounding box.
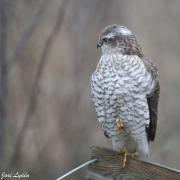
(97, 40, 103, 48)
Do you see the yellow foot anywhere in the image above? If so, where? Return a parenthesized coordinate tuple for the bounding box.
(119, 148, 138, 168)
(116, 119, 124, 130)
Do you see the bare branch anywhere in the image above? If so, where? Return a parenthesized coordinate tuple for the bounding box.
(8, 0, 50, 65)
(8, 0, 70, 168)
(0, 0, 8, 166)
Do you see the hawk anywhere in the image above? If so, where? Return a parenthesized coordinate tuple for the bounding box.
(90, 25, 160, 167)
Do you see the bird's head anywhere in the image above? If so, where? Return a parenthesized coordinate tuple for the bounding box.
(97, 24, 143, 57)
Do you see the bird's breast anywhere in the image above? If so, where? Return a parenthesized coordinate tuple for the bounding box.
(97, 54, 155, 96)
(92, 54, 155, 135)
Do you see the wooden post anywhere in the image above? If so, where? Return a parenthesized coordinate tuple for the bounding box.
(87, 146, 180, 180)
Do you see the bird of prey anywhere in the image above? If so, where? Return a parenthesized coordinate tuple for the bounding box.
(90, 25, 160, 167)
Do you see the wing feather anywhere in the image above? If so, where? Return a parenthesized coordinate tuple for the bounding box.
(143, 58, 160, 141)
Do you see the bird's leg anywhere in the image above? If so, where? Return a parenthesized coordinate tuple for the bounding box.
(116, 119, 124, 130)
(119, 148, 138, 168)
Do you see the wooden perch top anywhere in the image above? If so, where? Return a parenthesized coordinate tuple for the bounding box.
(87, 146, 180, 180)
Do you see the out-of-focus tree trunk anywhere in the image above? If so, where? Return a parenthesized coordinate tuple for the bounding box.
(0, 0, 8, 166)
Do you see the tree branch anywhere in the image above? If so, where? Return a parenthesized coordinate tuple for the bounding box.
(8, 0, 50, 65)
(8, 0, 70, 168)
(0, 0, 8, 165)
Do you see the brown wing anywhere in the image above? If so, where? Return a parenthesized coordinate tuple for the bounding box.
(142, 58, 160, 142)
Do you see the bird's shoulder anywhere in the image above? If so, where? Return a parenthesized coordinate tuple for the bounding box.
(141, 57, 159, 82)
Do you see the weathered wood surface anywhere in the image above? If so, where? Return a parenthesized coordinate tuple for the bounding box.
(87, 146, 180, 180)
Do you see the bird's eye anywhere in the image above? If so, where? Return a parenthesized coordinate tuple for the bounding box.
(103, 38, 108, 43)
(102, 37, 113, 43)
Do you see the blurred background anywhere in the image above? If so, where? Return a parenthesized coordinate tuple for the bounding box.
(0, 0, 180, 179)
